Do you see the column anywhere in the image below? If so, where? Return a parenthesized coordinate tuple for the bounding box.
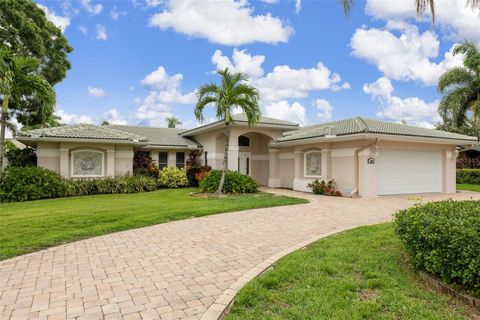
(293, 150, 305, 191)
(107, 150, 115, 176)
(322, 150, 331, 180)
(268, 148, 280, 187)
(151, 151, 159, 167)
(227, 147, 239, 171)
(59, 148, 69, 178)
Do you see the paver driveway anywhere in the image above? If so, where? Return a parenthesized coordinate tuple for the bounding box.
(1, 190, 480, 320)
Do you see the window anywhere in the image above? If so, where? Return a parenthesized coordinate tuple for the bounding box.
(71, 150, 104, 177)
(238, 135, 250, 147)
(204, 152, 208, 166)
(304, 151, 322, 178)
(159, 152, 168, 169)
(176, 152, 185, 168)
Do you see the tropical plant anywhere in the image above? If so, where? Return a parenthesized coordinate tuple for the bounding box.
(158, 166, 188, 188)
(5, 146, 37, 168)
(437, 42, 480, 128)
(166, 116, 182, 128)
(199, 170, 258, 194)
(0, 48, 55, 170)
(194, 68, 260, 193)
(133, 151, 159, 178)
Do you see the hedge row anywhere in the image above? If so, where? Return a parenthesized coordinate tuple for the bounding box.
(456, 169, 480, 185)
(395, 200, 480, 297)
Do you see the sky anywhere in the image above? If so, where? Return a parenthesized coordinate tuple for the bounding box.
(26, 0, 480, 133)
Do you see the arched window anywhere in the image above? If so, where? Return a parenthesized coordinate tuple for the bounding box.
(304, 150, 322, 178)
(238, 135, 250, 147)
(71, 150, 104, 177)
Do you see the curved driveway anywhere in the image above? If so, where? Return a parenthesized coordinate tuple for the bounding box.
(1, 189, 479, 320)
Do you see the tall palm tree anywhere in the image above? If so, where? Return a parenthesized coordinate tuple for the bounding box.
(166, 116, 182, 128)
(195, 68, 260, 194)
(0, 48, 55, 170)
(437, 41, 480, 128)
(340, 0, 480, 22)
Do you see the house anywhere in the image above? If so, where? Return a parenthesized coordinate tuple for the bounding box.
(16, 114, 477, 197)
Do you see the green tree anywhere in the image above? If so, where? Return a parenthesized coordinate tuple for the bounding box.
(0, 0, 72, 128)
(194, 68, 260, 194)
(166, 116, 182, 128)
(437, 41, 480, 128)
(0, 49, 55, 170)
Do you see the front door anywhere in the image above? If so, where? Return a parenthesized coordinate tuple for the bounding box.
(238, 152, 251, 175)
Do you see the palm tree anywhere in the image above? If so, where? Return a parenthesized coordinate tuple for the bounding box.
(166, 116, 182, 128)
(195, 68, 260, 194)
(0, 48, 55, 170)
(340, 0, 480, 22)
(437, 41, 480, 128)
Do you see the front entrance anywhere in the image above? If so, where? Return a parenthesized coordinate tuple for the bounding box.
(238, 152, 251, 175)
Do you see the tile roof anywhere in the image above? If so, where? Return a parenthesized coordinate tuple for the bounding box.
(275, 117, 477, 143)
(230, 113, 299, 127)
(107, 125, 200, 147)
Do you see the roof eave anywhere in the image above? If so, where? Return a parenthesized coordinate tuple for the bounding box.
(180, 121, 299, 137)
(16, 136, 149, 146)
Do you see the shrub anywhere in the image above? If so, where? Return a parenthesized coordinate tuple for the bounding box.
(394, 200, 480, 297)
(5, 147, 37, 167)
(133, 151, 159, 178)
(307, 179, 342, 196)
(457, 156, 480, 169)
(456, 169, 480, 184)
(158, 167, 188, 188)
(0, 167, 65, 202)
(199, 170, 257, 194)
(186, 166, 211, 187)
(64, 175, 157, 197)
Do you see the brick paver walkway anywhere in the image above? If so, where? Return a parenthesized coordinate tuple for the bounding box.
(1, 189, 479, 320)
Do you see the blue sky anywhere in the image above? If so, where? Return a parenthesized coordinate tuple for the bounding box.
(33, 0, 480, 130)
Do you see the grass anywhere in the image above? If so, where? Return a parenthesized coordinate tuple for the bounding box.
(457, 184, 480, 192)
(0, 188, 307, 260)
(225, 223, 477, 320)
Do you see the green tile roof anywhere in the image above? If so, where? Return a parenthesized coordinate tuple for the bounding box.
(275, 117, 477, 143)
(17, 124, 148, 142)
(107, 125, 200, 147)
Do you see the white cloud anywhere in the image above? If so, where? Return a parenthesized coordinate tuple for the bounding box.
(295, 0, 301, 14)
(145, 0, 163, 7)
(104, 108, 128, 125)
(5, 117, 19, 139)
(314, 99, 333, 122)
(55, 109, 93, 125)
(149, 0, 293, 46)
(211, 49, 265, 78)
(263, 100, 306, 126)
(78, 25, 87, 34)
(87, 86, 106, 98)
(365, 0, 480, 42)
(80, 0, 103, 15)
(96, 25, 108, 41)
(135, 101, 173, 127)
(351, 22, 463, 86)
(37, 5, 70, 32)
(141, 66, 196, 104)
(110, 6, 127, 20)
(363, 77, 440, 127)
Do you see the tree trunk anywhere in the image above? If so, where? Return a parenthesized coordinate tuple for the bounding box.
(0, 96, 9, 172)
(216, 122, 231, 194)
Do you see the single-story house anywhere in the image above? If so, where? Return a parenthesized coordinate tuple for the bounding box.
(16, 114, 478, 197)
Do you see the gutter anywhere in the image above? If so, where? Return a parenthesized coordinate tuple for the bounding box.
(351, 138, 379, 198)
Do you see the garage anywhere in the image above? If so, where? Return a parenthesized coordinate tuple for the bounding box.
(378, 149, 442, 195)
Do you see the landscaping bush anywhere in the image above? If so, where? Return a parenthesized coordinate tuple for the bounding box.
(199, 170, 258, 194)
(457, 156, 480, 169)
(307, 179, 342, 196)
(186, 166, 211, 187)
(5, 147, 37, 167)
(394, 200, 480, 297)
(133, 151, 159, 178)
(64, 175, 157, 197)
(0, 167, 65, 202)
(158, 167, 188, 188)
(456, 168, 480, 184)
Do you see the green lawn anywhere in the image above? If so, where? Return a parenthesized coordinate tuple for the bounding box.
(225, 223, 476, 320)
(457, 184, 480, 192)
(0, 188, 307, 260)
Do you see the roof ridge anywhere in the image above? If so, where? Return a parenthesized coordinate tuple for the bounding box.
(355, 116, 370, 133)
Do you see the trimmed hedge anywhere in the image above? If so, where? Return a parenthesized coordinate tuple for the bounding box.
(456, 169, 480, 185)
(200, 170, 257, 194)
(0, 167, 65, 202)
(394, 200, 480, 297)
(158, 167, 188, 188)
(64, 175, 158, 197)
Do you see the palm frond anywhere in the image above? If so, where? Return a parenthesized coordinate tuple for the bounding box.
(416, 0, 436, 23)
(338, 0, 354, 17)
(437, 67, 474, 93)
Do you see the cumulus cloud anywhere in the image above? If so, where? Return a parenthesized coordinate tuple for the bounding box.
(96, 25, 108, 41)
(141, 66, 196, 104)
(363, 77, 440, 127)
(149, 0, 293, 46)
(87, 86, 106, 98)
(263, 100, 306, 126)
(104, 108, 128, 125)
(78, 25, 87, 34)
(55, 109, 93, 125)
(365, 0, 480, 42)
(212, 49, 265, 78)
(351, 22, 463, 86)
(110, 6, 127, 20)
(80, 0, 103, 15)
(314, 99, 333, 122)
(135, 102, 173, 127)
(37, 5, 70, 32)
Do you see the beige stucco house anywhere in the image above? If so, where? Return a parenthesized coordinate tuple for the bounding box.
(17, 114, 477, 197)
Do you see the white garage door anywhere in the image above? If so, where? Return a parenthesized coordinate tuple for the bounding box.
(378, 149, 442, 195)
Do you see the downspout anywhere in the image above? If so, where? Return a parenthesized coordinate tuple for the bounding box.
(351, 138, 379, 198)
